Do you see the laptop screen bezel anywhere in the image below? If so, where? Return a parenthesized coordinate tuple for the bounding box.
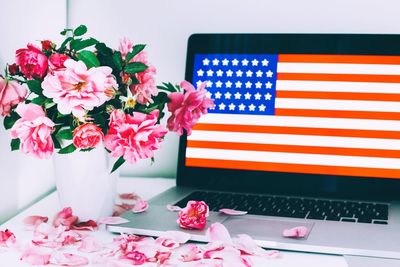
(177, 33, 400, 201)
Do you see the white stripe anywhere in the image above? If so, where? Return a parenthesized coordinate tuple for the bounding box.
(188, 130, 400, 150)
(276, 80, 400, 93)
(186, 148, 400, 169)
(275, 98, 400, 112)
(197, 113, 400, 131)
(277, 62, 400, 75)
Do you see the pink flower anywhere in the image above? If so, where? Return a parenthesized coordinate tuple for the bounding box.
(10, 103, 54, 159)
(178, 201, 209, 230)
(15, 44, 48, 79)
(129, 51, 158, 105)
(41, 59, 117, 118)
(53, 207, 78, 229)
(104, 109, 167, 164)
(49, 53, 70, 70)
(0, 77, 27, 116)
(119, 37, 133, 59)
(167, 81, 214, 136)
(72, 123, 104, 149)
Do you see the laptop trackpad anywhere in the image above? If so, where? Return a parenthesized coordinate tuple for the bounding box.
(222, 216, 314, 240)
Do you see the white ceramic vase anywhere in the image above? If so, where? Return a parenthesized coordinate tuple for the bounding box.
(53, 145, 118, 222)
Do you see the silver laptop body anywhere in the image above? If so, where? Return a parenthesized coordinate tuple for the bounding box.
(108, 34, 400, 259)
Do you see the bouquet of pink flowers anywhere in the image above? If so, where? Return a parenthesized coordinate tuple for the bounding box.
(0, 25, 213, 171)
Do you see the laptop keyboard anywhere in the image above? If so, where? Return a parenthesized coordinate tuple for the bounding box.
(174, 191, 389, 224)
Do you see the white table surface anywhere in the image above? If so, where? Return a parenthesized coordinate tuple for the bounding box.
(0, 177, 348, 267)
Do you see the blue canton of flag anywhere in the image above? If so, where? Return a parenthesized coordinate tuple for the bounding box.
(193, 54, 278, 115)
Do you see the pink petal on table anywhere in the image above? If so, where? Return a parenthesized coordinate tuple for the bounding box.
(32, 240, 61, 249)
(50, 252, 89, 266)
(282, 226, 309, 238)
(166, 204, 182, 212)
(23, 216, 49, 227)
(0, 229, 16, 247)
(219, 209, 248, 216)
(98, 216, 129, 225)
(71, 220, 98, 231)
(53, 207, 78, 229)
(206, 222, 232, 243)
(20, 247, 51, 265)
(131, 199, 149, 213)
(233, 234, 280, 258)
(57, 230, 83, 246)
(33, 223, 57, 240)
(156, 231, 191, 249)
(78, 236, 102, 253)
(113, 203, 135, 216)
(119, 193, 141, 201)
(174, 243, 202, 262)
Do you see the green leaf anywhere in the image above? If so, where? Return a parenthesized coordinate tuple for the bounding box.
(77, 50, 100, 68)
(60, 29, 72, 36)
(27, 80, 42, 95)
(70, 38, 98, 51)
(3, 112, 20, 130)
(125, 44, 146, 62)
(157, 82, 179, 92)
(31, 95, 47, 105)
(81, 148, 94, 152)
(73, 25, 87, 36)
(45, 102, 56, 109)
(124, 62, 148, 74)
(58, 143, 76, 154)
(112, 52, 123, 71)
(10, 138, 20, 151)
(60, 36, 73, 49)
(95, 43, 113, 56)
(52, 135, 61, 149)
(111, 156, 125, 173)
(56, 128, 73, 140)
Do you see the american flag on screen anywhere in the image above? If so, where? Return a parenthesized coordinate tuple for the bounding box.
(185, 54, 400, 179)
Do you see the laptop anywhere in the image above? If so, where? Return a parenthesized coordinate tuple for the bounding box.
(108, 34, 400, 259)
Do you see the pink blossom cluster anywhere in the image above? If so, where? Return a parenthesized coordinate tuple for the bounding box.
(0, 30, 213, 171)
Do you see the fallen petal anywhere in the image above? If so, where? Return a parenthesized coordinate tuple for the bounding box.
(50, 252, 89, 266)
(23, 216, 49, 227)
(0, 229, 16, 247)
(113, 203, 134, 216)
(20, 247, 51, 265)
(282, 226, 309, 238)
(98, 216, 129, 225)
(78, 236, 102, 253)
(206, 223, 232, 243)
(131, 199, 149, 213)
(159, 231, 191, 244)
(219, 209, 248, 216)
(119, 193, 141, 201)
(71, 220, 98, 231)
(166, 204, 182, 212)
(53, 207, 78, 229)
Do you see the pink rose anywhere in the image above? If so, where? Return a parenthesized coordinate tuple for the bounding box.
(177, 201, 209, 230)
(10, 103, 54, 159)
(49, 53, 70, 70)
(104, 109, 167, 164)
(167, 81, 214, 136)
(0, 77, 27, 116)
(15, 44, 48, 79)
(42, 59, 117, 118)
(118, 37, 133, 59)
(73, 123, 104, 149)
(129, 51, 158, 105)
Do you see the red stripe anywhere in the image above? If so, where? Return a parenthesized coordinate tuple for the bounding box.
(192, 123, 400, 139)
(186, 158, 400, 179)
(275, 108, 400, 120)
(187, 140, 400, 158)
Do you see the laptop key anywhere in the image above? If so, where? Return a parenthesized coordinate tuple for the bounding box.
(373, 220, 388, 225)
(341, 218, 356, 222)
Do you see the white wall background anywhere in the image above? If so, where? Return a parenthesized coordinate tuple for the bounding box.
(68, 0, 400, 178)
(1, 0, 400, 222)
(0, 0, 66, 223)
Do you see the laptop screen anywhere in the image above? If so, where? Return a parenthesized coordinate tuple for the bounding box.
(178, 34, 400, 200)
(185, 53, 400, 180)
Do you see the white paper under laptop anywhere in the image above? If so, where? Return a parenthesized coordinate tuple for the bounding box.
(108, 34, 400, 259)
